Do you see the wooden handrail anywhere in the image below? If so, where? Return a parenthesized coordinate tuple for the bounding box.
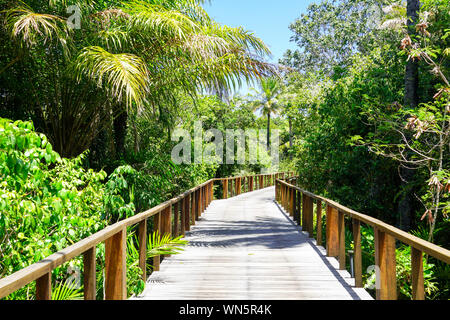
(215, 172, 295, 199)
(275, 177, 450, 300)
(0, 172, 290, 300)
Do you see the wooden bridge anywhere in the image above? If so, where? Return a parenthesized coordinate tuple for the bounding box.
(1, 173, 449, 300)
(135, 187, 372, 300)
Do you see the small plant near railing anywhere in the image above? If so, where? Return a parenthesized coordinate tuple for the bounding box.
(125, 231, 188, 297)
(51, 280, 83, 301)
(44, 231, 188, 300)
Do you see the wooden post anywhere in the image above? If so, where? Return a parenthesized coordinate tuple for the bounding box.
(293, 189, 298, 224)
(163, 205, 172, 258)
(275, 180, 278, 201)
(191, 191, 196, 225)
(208, 182, 214, 207)
(306, 196, 314, 237)
(185, 194, 191, 231)
(326, 205, 339, 257)
(180, 198, 186, 236)
(316, 201, 323, 246)
(36, 272, 51, 300)
(83, 247, 96, 300)
(163, 205, 171, 237)
(193, 190, 199, 221)
(290, 187, 294, 217)
(202, 186, 206, 212)
(297, 191, 302, 226)
(197, 189, 201, 219)
(153, 212, 161, 270)
(210, 181, 214, 203)
(105, 228, 126, 300)
(259, 176, 263, 189)
(375, 229, 397, 300)
(173, 202, 179, 236)
(301, 192, 306, 230)
(411, 247, 424, 300)
(223, 179, 228, 199)
(352, 219, 362, 287)
(138, 219, 147, 281)
(338, 210, 346, 270)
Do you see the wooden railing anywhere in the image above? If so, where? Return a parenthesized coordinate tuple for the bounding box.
(275, 177, 450, 300)
(0, 172, 290, 300)
(215, 172, 295, 199)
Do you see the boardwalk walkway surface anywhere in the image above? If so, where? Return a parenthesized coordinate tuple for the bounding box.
(135, 187, 373, 300)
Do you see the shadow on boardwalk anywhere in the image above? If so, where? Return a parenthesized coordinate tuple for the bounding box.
(135, 187, 373, 300)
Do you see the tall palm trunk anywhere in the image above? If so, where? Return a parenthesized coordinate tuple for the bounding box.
(267, 113, 271, 150)
(113, 110, 128, 159)
(289, 116, 293, 160)
(405, 0, 420, 109)
(398, 0, 420, 231)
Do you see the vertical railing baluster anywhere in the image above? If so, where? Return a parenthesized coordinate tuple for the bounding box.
(374, 228, 397, 300)
(83, 247, 96, 300)
(326, 205, 339, 257)
(316, 201, 323, 246)
(36, 272, 51, 300)
(173, 202, 179, 236)
(185, 194, 191, 231)
(191, 192, 196, 226)
(352, 219, 362, 287)
(223, 179, 228, 199)
(411, 247, 425, 300)
(180, 198, 186, 236)
(138, 219, 147, 281)
(153, 212, 161, 270)
(105, 228, 126, 300)
(338, 210, 346, 270)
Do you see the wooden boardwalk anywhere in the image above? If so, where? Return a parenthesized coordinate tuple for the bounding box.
(134, 187, 373, 300)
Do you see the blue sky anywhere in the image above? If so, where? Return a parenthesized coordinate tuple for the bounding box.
(204, 0, 314, 95)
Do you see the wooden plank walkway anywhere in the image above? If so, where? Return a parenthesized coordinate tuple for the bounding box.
(134, 187, 373, 300)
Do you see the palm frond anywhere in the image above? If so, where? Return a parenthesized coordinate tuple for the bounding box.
(51, 280, 83, 300)
(72, 46, 149, 109)
(153, 0, 212, 25)
(123, 1, 199, 40)
(147, 230, 188, 258)
(2, 3, 70, 50)
(202, 23, 271, 57)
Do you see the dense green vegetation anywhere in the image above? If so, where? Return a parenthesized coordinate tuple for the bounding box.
(0, 0, 448, 300)
(282, 0, 449, 299)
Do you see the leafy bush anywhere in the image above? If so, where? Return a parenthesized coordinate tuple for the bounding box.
(0, 117, 192, 299)
(0, 118, 108, 282)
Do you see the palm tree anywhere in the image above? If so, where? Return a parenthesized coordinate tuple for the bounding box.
(251, 77, 283, 150)
(278, 89, 299, 158)
(0, 0, 277, 157)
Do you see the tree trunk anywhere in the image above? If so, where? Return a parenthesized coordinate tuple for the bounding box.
(267, 113, 271, 151)
(289, 116, 293, 160)
(405, 0, 420, 109)
(113, 110, 128, 159)
(397, 0, 420, 231)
